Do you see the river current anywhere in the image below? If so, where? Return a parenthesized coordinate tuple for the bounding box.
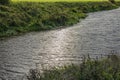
(0, 8, 120, 80)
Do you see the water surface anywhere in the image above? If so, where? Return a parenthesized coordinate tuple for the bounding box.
(0, 8, 120, 80)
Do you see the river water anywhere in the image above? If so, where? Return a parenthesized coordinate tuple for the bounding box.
(0, 8, 120, 80)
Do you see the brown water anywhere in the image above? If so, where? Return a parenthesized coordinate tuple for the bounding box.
(0, 8, 120, 80)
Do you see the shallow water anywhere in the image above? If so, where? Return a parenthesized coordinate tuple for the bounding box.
(0, 8, 120, 80)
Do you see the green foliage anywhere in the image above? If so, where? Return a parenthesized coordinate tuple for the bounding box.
(116, 1, 120, 5)
(0, 2, 119, 37)
(0, 0, 10, 5)
(11, 0, 120, 2)
(27, 55, 120, 80)
(109, 0, 116, 4)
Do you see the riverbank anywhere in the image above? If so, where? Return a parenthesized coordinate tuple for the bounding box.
(0, 2, 119, 37)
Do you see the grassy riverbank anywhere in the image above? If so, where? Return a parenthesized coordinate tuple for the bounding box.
(12, 0, 120, 2)
(0, 1, 119, 37)
(28, 55, 120, 80)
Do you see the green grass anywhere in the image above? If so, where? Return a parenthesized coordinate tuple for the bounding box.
(27, 55, 120, 80)
(12, 0, 109, 2)
(12, 0, 120, 2)
(0, 1, 119, 37)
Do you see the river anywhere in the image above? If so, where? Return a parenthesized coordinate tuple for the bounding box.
(0, 8, 120, 80)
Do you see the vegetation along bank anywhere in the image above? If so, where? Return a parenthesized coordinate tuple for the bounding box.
(27, 55, 120, 80)
(0, 1, 120, 37)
